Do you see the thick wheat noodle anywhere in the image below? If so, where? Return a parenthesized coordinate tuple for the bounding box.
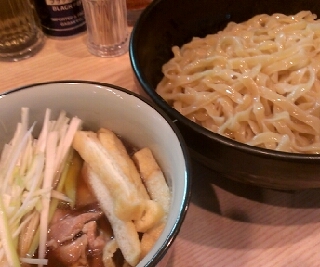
(156, 11, 320, 153)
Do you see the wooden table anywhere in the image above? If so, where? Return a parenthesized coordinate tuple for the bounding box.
(0, 33, 138, 94)
(1, 33, 320, 267)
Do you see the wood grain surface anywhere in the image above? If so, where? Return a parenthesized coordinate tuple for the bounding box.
(1, 32, 320, 267)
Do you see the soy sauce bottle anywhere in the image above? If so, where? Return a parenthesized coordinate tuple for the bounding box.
(33, 0, 86, 37)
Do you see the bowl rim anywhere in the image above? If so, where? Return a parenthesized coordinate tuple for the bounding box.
(129, 8, 320, 162)
(0, 80, 193, 267)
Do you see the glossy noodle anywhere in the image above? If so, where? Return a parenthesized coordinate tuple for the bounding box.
(156, 11, 320, 153)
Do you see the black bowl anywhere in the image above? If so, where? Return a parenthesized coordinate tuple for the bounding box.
(129, 0, 320, 190)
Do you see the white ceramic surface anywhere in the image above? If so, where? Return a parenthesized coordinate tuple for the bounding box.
(0, 81, 191, 267)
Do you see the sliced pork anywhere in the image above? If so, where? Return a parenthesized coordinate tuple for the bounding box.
(47, 208, 108, 267)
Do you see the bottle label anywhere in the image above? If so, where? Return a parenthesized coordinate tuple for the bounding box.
(37, 0, 86, 36)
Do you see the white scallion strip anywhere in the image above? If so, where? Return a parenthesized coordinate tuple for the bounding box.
(10, 153, 45, 224)
(20, 257, 48, 265)
(36, 109, 51, 154)
(19, 136, 33, 177)
(2, 123, 35, 194)
(12, 212, 34, 239)
(38, 131, 58, 265)
(51, 190, 72, 203)
(0, 197, 20, 267)
(1, 108, 29, 176)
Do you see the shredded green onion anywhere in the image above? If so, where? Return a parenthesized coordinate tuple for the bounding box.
(0, 108, 82, 267)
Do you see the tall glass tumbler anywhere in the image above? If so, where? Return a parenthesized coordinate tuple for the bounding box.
(0, 0, 45, 61)
(82, 0, 128, 57)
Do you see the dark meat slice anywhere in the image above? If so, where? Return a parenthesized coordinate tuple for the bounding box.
(49, 235, 88, 267)
(47, 208, 110, 267)
(50, 209, 71, 225)
(50, 203, 101, 225)
(82, 221, 106, 256)
(47, 211, 103, 248)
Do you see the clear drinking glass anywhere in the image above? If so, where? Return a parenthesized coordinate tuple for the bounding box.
(0, 0, 45, 62)
(82, 0, 128, 57)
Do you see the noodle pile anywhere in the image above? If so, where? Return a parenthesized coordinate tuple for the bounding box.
(156, 11, 320, 153)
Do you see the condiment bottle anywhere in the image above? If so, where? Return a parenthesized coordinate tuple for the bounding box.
(33, 0, 86, 37)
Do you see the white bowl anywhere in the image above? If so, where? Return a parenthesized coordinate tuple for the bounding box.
(0, 81, 191, 267)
